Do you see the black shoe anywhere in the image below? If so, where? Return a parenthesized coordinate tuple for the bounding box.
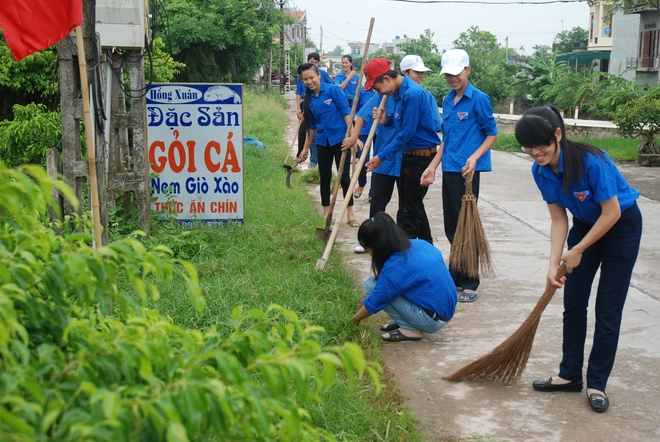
(532, 377, 583, 392)
(588, 392, 609, 412)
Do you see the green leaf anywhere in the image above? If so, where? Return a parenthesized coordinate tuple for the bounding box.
(166, 422, 190, 442)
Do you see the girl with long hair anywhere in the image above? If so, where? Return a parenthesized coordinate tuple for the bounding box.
(515, 105, 642, 413)
(297, 63, 358, 225)
(352, 213, 456, 341)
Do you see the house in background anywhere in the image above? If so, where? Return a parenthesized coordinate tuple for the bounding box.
(610, 2, 660, 85)
(556, 1, 613, 71)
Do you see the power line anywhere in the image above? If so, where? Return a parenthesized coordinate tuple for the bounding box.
(388, 0, 586, 3)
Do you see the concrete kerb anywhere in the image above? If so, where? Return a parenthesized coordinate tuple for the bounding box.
(282, 93, 660, 441)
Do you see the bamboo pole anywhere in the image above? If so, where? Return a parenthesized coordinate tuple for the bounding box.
(320, 17, 375, 236)
(317, 95, 387, 270)
(75, 25, 103, 247)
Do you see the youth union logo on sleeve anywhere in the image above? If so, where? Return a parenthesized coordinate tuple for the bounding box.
(574, 190, 590, 202)
(457, 112, 469, 120)
(324, 99, 333, 105)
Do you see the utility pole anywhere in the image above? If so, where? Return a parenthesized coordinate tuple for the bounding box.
(279, 0, 285, 94)
(505, 36, 509, 62)
(320, 25, 323, 56)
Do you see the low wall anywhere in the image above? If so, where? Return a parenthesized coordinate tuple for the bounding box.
(496, 118, 620, 138)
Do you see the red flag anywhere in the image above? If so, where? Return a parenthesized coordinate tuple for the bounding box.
(0, 0, 83, 61)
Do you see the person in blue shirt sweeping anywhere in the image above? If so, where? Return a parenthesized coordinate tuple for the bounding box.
(297, 63, 358, 226)
(515, 105, 642, 413)
(364, 58, 442, 244)
(352, 213, 456, 341)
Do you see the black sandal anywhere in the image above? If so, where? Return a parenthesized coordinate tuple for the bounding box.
(382, 329, 422, 342)
(379, 322, 399, 332)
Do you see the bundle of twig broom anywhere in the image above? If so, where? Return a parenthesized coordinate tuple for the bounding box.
(444, 264, 568, 384)
(448, 175, 493, 279)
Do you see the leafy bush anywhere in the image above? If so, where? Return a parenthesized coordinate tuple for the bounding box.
(0, 103, 64, 167)
(610, 96, 660, 154)
(0, 161, 378, 440)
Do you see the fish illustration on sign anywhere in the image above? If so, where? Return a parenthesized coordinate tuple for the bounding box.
(204, 86, 242, 103)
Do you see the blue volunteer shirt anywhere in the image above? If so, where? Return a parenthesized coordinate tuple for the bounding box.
(334, 71, 359, 103)
(533, 149, 640, 224)
(377, 76, 442, 163)
(441, 82, 498, 173)
(363, 240, 457, 319)
(308, 82, 351, 146)
(295, 69, 333, 97)
(355, 86, 376, 137)
(358, 93, 401, 177)
(426, 90, 443, 133)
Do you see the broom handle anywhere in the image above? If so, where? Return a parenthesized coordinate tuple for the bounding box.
(465, 174, 473, 196)
(324, 17, 375, 231)
(530, 264, 568, 323)
(316, 95, 387, 270)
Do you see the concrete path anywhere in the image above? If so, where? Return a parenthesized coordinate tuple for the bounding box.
(282, 93, 660, 441)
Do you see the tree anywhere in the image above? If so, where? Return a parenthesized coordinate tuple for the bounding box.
(552, 27, 589, 54)
(399, 29, 441, 72)
(328, 45, 344, 56)
(609, 0, 660, 14)
(146, 37, 187, 83)
(0, 103, 64, 167)
(0, 30, 59, 120)
(166, 0, 283, 83)
(453, 26, 515, 103)
(513, 46, 559, 106)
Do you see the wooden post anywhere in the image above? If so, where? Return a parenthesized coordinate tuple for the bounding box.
(75, 25, 103, 247)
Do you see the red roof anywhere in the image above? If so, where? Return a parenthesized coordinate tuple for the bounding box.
(287, 10, 306, 22)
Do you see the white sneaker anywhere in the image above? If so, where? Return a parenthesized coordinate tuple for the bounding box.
(354, 245, 367, 254)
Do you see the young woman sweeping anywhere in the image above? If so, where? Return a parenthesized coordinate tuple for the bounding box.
(297, 63, 358, 226)
(515, 105, 643, 413)
(352, 213, 457, 341)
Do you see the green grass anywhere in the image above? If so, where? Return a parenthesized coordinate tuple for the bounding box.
(140, 88, 425, 441)
(492, 132, 640, 161)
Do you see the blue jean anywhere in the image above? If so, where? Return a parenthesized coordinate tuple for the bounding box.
(356, 135, 371, 187)
(364, 276, 448, 334)
(310, 135, 318, 166)
(558, 203, 642, 392)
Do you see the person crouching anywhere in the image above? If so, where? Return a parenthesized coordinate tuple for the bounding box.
(352, 213, 457, 341)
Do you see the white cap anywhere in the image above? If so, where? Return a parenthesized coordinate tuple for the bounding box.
(400, 55, 432, 73)
(440, 49, 470, 75)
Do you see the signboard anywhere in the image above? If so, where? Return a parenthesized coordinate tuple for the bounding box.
(146, 83, 244, 224)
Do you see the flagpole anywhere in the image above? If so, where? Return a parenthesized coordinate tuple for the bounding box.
(75, 25, 103, 248)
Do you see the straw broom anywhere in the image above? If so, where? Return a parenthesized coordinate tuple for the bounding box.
(448, 174, 493, 280)
(443, 264, 568, 384)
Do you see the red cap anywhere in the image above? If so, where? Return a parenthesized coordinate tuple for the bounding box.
(364, 58, 391, 91)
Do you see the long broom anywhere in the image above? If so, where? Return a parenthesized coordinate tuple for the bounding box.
(448, 174, 493, 280)
(443, 264, 568, 384)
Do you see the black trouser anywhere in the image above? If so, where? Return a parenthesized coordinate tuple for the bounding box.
(400, 152, 434, 244)
(369, 172, 403, 225)
(317, 142, 354, 207)
(559, 203, 642, 392)
(442, 171, 481, 290)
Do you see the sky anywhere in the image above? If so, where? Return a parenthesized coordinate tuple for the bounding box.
(291, 0, 590, 56)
